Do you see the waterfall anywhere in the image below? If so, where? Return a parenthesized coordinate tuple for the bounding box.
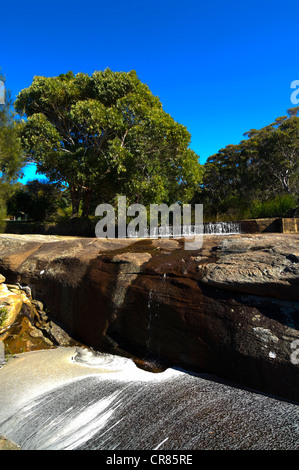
(203, 221, 241, 235)
(127, 222, 240, 238)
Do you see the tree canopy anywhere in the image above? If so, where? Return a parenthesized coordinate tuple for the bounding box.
(6, 179, 68, 222)
(16, 69, 202, 217)
(10, 68, 299, 225)
(0, 71, 24, 230)
(0, 73, 24, 182)
(198, 107, 299, 220)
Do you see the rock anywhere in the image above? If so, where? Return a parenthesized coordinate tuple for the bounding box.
(0, 274, 5, 284)
(0, 435, 21, 450)
(0, 233, 298, 402)
(43, 337, 54, 346)
(29, 328, 44, 338)
(198, 235, 299, 300)
(16, 283, 32, 298)
(41, 321, 73, 347)
(0, 283, 24, 339)
(32, 299, 44, 312)
(0, 272, 62, 352)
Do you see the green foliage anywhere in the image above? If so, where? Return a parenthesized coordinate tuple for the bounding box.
(0, 305, 8, 327)
(6, 179, 69, 222)
(0, 73, 24, 181)
(15, 69, 202, 217)
(243, 194, 297, 219)
(0, 70, 24, 231)
(199, 107, 299, 220)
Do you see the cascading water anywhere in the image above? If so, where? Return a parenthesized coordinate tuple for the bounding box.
(127, 222, 241, 238)
(0, 347, 299, 450)
(203, 221, 241, 235)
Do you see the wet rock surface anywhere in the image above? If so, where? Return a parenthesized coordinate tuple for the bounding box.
(0, 347, 299, 451)
(0, 233, 298, 402)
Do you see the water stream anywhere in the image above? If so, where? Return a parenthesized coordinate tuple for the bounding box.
(0, 347, 298, 450)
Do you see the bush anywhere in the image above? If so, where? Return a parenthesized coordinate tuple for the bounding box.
(244, 194, 297, 219)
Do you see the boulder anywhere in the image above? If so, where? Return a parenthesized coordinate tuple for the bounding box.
(0, 283, 25, 340)
(198, 235, 299, 300)
(0, 261, 74, 353)
(0, 233, 298, 402)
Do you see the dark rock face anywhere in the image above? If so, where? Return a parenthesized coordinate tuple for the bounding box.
(0, 233, 298, 402)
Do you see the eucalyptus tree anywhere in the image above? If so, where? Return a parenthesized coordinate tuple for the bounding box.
(16, 69, 202, 217)
(245, 107, 299, 200)
(0, 71, 24, 229)
(201, 107, 299, 219)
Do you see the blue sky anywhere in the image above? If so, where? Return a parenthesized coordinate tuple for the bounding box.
(1, 0, 299, 182)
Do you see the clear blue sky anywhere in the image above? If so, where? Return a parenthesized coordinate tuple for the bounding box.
(1, 0, 298, 182)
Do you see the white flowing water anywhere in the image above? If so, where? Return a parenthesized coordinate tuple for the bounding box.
(127, 222, 240, 238)
(0, 347, 298, 450)
(203, 221, 241, 235)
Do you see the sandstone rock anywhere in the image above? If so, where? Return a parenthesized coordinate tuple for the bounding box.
(198, 235, 299, 300)
(0, 284, 24, 339)
(0, 272, 66, 352)
(0, 434, 21, 450)
(0, 233, 298, 402)
(29, 328, 44, 338)
(31, 299, 44, 312)
(40, 320, 73, 347)
(0, 274, 5, 284)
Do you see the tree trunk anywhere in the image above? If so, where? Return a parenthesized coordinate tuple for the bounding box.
(70, 185, 82, 218)
(82, 187, 93, 218)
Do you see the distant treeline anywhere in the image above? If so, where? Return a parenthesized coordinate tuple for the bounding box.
(197, 106, 299, 221)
